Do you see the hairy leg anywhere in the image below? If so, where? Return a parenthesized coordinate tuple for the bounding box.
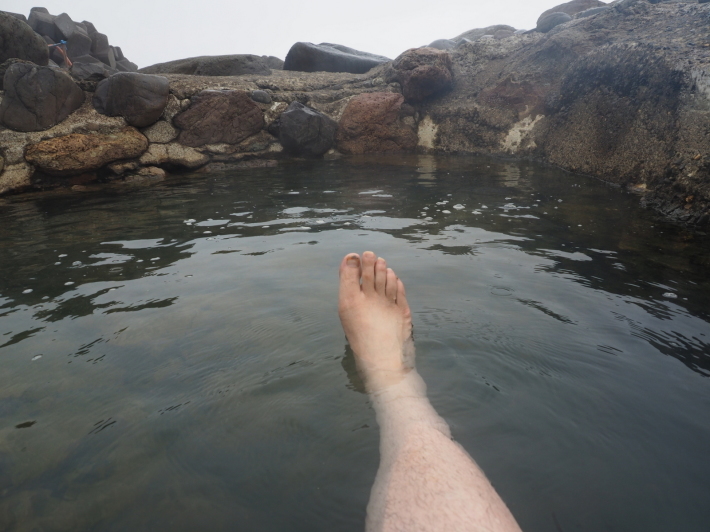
(338, 251, 522, 532)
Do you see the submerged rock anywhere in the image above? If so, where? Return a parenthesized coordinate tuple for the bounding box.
(0, 63, 84, 132)
(0, 11, 49, 65)
(25, 128, 149, 175)
(139, 55, 272, 76)
(283, 42, 390, 74)
(336, 92, 418, 154)
(174, 90, 264, 147)
(93, 73, 170, 128)
(275, 101, 338, 157)
(385, 48, 453, 103)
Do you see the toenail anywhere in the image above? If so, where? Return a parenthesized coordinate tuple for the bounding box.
(347, 257, 359, 267)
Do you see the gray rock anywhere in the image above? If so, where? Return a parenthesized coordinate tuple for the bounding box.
(575, 6, 612, 17)
(275, 101, 338, 157)
(0, 59, 33, 90)
(139, 55, 271, 76)
(262, 55, 284, 69)
(537, 0, 607, 23)
(283, 42, 390, 74)
(537, 12, 573, 32)
(0, 63, 84, 131)
(116, 59, 138, 72)
(28, 10, 59, 42)
(81, 20, 98, 36)
(90, 32, 110, 58)
(2, 11, 27, 22)
(251, 90, 272, 104)
(141, 120, 179, 144)
(452, 25, 517, 42)
(71, 61, 116, 81)
(53, 12, 76, 40)
(93, 73, 170, 127)
(30, 7, 49, 14)
(428, 39, 457, 50)
(66, 26, 92, 60)
(113, 46, 124, 61)
(1, 11, 50, 65)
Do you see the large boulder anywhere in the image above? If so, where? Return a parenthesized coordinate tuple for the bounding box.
(336, 92, 418, 154)
(139, 55, 271, 76)
(452, 25, 517, 43)
(25, 128, 149, 175)
(0, 11, 49, 65)
(384, 47, 453, 103)
(93, 73, 170, 128)
(0, 63, 84, 132)
(283, 42, 390, 74)
(427, 39, 457, 50)
(27, 9, 59, 42)
(174, 90, 264, 147)
(53, 12, 92, 60)
(536, 12, 573, 33)
(537, 0, 607, 26)
(273, 101, 338, 157)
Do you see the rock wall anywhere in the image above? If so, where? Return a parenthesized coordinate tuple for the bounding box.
(1, 0, 710, 228)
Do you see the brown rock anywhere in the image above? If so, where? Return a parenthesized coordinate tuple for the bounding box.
(174, 90, 264, 147)
(138, 143, 210, 169)
(385, 48, 453, 103)
(336, 92, 418, 154)
(25, 127, 149, 176)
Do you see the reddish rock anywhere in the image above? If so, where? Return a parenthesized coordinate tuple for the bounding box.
(336, 92, 417, 155)
(384, 48, 453, 103)
(174, 90, 264, 147)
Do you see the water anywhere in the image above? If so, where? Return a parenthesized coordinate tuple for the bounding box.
(1, 155, 709, 532)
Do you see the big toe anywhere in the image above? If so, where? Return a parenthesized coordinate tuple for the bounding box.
(339, 253, 362, 303)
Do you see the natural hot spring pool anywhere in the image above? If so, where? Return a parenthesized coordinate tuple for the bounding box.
(1, 154, 709, 531)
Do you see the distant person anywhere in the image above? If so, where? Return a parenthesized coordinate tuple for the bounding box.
(338, 251, 522, 532)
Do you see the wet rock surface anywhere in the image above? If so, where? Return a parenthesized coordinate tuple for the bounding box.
(93, 73, 170, 127)
(0, 63, 84, 132)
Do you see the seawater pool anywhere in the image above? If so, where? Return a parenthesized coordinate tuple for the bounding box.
(1, 154, 709, 531)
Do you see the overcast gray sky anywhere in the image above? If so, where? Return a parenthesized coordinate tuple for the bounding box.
(5, 1, 604, 68)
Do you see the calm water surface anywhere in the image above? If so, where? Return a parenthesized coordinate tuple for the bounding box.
(1, 155, 709, 531)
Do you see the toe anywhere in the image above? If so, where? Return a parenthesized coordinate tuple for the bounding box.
(385, 268, 398, 301)
(339, 253, 362, 303)
(361, 251, 377, 295)
(396, 278, 410, 313)
(375, 258, 387, 295)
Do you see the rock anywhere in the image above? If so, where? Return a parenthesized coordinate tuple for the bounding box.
(0, 59, 34, 90)
(0, 162, 33, 194)
(116, 59, 138, 72)
(113, 46, 124, 61)
(138, 143, 210, 169)
(174, 90, 263, 147)
(537, 12, 573, 33)
(94, 44, 115, 69)
(384, 47, 454, 103)
(139, 55, 271, 76)
(90, 32, 111, 61)
(251, 90, 272, 104)
(28, 10, 59, 42)
(0, 155, 3, 174)
(93, 73, 170, 128)
(124, 166, 166, 183)
(2, 11, 27, 22)
(0, 11, 50, 65)
(575, 6, 612, 18)
(537, 0, 606, 24)
(25, 128, 148, 176)
(283, 42, 390, 74)
(493, 29, 515, 39)
(262, 56, 284, 69)
(428, 39, 457, 50)
(141, 120, 179, 144)
(336, 92, 418, 154)
(0, 63, 84, 132)
(453, 25, 517, 42)
(274, 101, 338, 157)
(71, 61, 116, 81)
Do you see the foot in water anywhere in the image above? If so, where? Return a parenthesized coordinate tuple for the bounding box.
(338, 251, 413, 390)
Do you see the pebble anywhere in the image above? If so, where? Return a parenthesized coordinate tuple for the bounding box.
(442, 210, 452, 214)
(23, 289, 33, 294)
(663, 292, 678, 299)
(453, 204, 465, 210)
(65, 281, 74, 286)
(58, 254, 67, 258)
(32, 355, 42, 361)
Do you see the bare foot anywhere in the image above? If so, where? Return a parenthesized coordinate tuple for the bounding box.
(338, 251, 413, 390)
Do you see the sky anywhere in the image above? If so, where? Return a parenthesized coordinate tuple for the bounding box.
(4, 1, 604, 68)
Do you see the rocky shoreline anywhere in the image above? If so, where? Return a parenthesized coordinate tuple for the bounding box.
(1, 0, 710, 228)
